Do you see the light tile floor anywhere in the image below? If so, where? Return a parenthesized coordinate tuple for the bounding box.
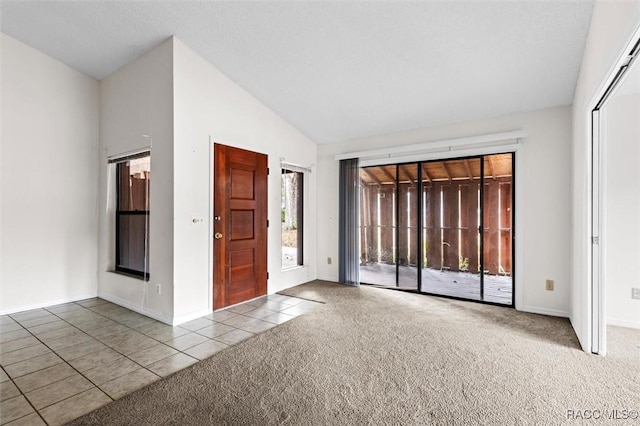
(0, 294, 319, 425)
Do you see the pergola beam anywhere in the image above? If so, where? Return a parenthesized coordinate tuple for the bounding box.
(487, 156, 496, 180)
(463, 160, 473, 180)
(441, 162, 452, 182)
(399, 165, 415, 184)
(422, 164, 432, 183)
(379, 166, 396, 184)
(361, 168, 381, 185)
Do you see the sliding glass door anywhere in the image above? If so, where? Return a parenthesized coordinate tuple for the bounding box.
(359, 165, 419, 289)
(482, 155, 513, 304)
(398, 165, 419, 287)
(420, 158, 482, 300)
(360, 165, 397, 287)
(359, 153, 514, 306)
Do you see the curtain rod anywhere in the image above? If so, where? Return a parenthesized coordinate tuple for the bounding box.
(334, 130, 526, 161)
(281, 159, 312, 173)
(107, 149, 151, 164)
(107, 142, 151, 162)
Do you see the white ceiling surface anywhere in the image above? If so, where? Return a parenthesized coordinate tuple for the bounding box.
(1, 1, 595, 144)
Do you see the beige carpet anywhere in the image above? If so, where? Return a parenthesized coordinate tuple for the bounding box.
(70, 280, 640, 425)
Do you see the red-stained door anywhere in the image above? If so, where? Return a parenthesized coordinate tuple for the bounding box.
(213, 144, 268, 309)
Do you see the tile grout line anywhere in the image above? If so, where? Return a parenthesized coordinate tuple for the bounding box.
(64, 303, 218, 370)
(5, 304, 118, 417)
(2, 295, 319, 424)
(39, 303, 167, 390)
(31, 302, 217, 391)
(4, 302, 163, 420)
(2, 300, 186, 422)
(1, 364, 49, 426)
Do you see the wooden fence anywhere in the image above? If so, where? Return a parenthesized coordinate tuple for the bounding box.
(117, 164, 150, 272)
(360, 178, 512, 275)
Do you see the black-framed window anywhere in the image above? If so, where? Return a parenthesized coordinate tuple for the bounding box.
(281, 169, 303, 268)
(115, 154, 150, 278)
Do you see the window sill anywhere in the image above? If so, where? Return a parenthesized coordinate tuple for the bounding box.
(281, 265, 305, 272)
(108, 269, 149, 281)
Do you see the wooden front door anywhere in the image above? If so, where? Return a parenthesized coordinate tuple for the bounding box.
(213, 143, 268, 309)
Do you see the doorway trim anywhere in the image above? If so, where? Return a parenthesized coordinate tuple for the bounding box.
(353, 137, 525, 311)
(208, 138, 269, 311)
(588, 25, 640, 355)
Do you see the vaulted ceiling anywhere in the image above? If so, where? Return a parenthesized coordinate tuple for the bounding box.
(1, 1, 595, 144)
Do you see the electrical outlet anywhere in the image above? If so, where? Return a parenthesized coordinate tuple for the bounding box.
(327, 257, 332, 265)
(632, 287, 640, 300)
(546, 279, 554, 291)
(156, 283, 161, 295)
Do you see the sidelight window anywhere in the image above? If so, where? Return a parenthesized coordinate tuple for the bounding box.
(281, 169, 303, 268)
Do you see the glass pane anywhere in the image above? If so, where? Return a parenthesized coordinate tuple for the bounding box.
(117, 214, 149, 274)
(482, 153, 513, 305)
(282, 170, 303, 269)
(359, 165, 397, 286)
(116, 156, 150, 276)
(119, 157, 150, 211)
(421, 158, 482, 300)
(397, 165, 418, 288)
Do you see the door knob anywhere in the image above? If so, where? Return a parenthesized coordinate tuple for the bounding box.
(215, 232, 223, 240)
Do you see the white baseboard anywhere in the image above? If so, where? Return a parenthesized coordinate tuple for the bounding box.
(97, 292, 174, 325)
(607, 317, 640, 329)
(20, 291, 217, 327)
(316, 274, 338, 282)
(520, 305, 570, 318)
(171, 309, 212, 326)
(0, 293, 99, 316)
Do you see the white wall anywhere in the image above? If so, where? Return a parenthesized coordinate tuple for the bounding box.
(602, 93, 640, 328)
(98, 39, 175, 323)
(317, 106, 573, 317)
(97, 37, 318, 325)
(0, 34, 99, 313)
(571, 0, 640, 351)
(172, 38, 318, 321)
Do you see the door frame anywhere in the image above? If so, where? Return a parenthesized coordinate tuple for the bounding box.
(588, 26, 640, 355)
(360, 141, 525, 311)
(208, 138, 215, 313)
(208, 138, 269, 311)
